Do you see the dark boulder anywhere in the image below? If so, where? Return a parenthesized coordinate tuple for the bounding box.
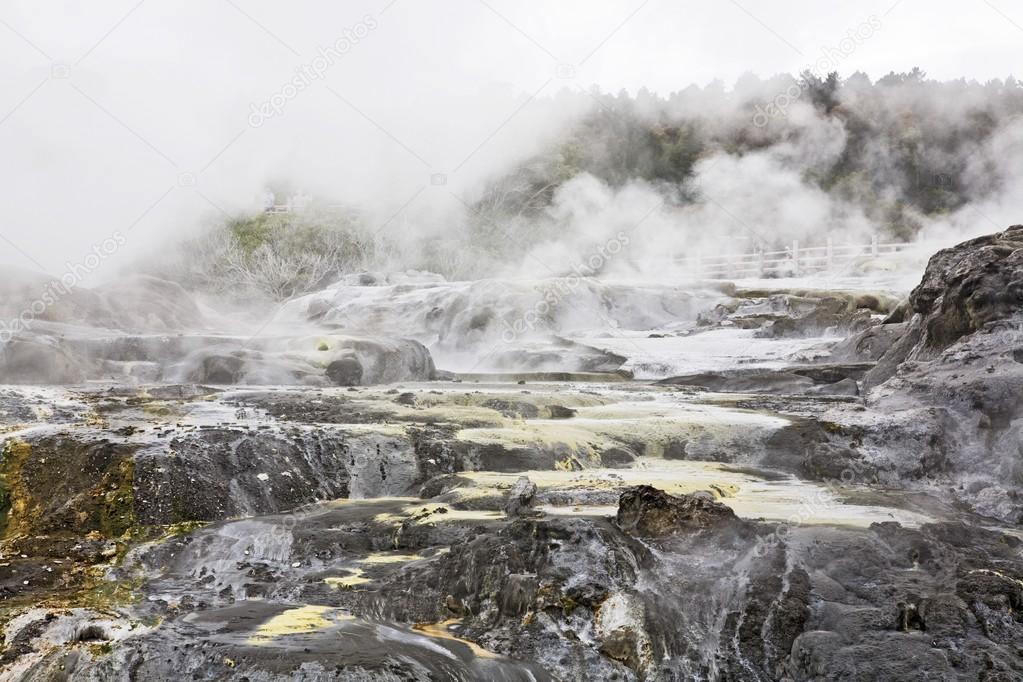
(547, 405, 577, 419)
(615, 485, 739, 537)
(326, 356, 363, 386)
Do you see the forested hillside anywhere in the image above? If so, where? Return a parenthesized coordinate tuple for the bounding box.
(472, 69, 1023, 242)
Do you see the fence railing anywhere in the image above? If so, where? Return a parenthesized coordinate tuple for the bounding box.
(685, 235, 917, 279)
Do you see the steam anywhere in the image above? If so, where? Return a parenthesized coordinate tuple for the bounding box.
(501, 77, 1023, 282)
(502, 97, 903, 281)
(0, 0, 589, 280)
(919, 116, 1023, 246)
(1, 0, 1020, 290)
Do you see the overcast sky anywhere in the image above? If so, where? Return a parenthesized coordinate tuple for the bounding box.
(1, 0, 1021, 275)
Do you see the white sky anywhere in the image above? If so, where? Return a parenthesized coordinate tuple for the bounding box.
(1, 0, 1020, 275)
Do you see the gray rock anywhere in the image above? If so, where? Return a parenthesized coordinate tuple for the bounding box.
(812, 225, 1023, 521)
(1, 335, 85, 384)
(869, 224, 1023, 384)
(658, 363, 870, 395)
(503, 476, 537, 516)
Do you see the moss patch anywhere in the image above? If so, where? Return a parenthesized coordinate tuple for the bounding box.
(0, 436, 141, 540)
(0, 439, 32, 537)
(98, 458, 137, 539)
(76, 573, 145, 610)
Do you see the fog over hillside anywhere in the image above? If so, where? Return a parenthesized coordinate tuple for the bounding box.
(1, 0, 1021, 286)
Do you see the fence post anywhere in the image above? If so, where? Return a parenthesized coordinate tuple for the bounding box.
(757, 247, 765, 277)
(826, 237, 833, 268)
(791, 239, 800, 276)
(870, 234, 879, 257)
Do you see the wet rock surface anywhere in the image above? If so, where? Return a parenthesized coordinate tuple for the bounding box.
(0, 271, 438, 387)
(656, 226, 1023, 525)
(814, 226, 1023, 522)
(658, 362, 872, 396)
(0, 329, 437, 387)
(287, 277, 719, 375)
(0, 375, 1020, 681)
(3, 231, 1023, 680)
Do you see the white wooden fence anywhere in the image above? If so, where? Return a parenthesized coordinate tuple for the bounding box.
(686, 235, 916, 279)
(263, 193, 312, 214)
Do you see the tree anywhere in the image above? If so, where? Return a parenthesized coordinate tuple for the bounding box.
(167, 210, 372, 302)
(800, 70, 841, 112)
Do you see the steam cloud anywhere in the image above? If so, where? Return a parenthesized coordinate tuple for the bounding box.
(0, 1, 1020, 288)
